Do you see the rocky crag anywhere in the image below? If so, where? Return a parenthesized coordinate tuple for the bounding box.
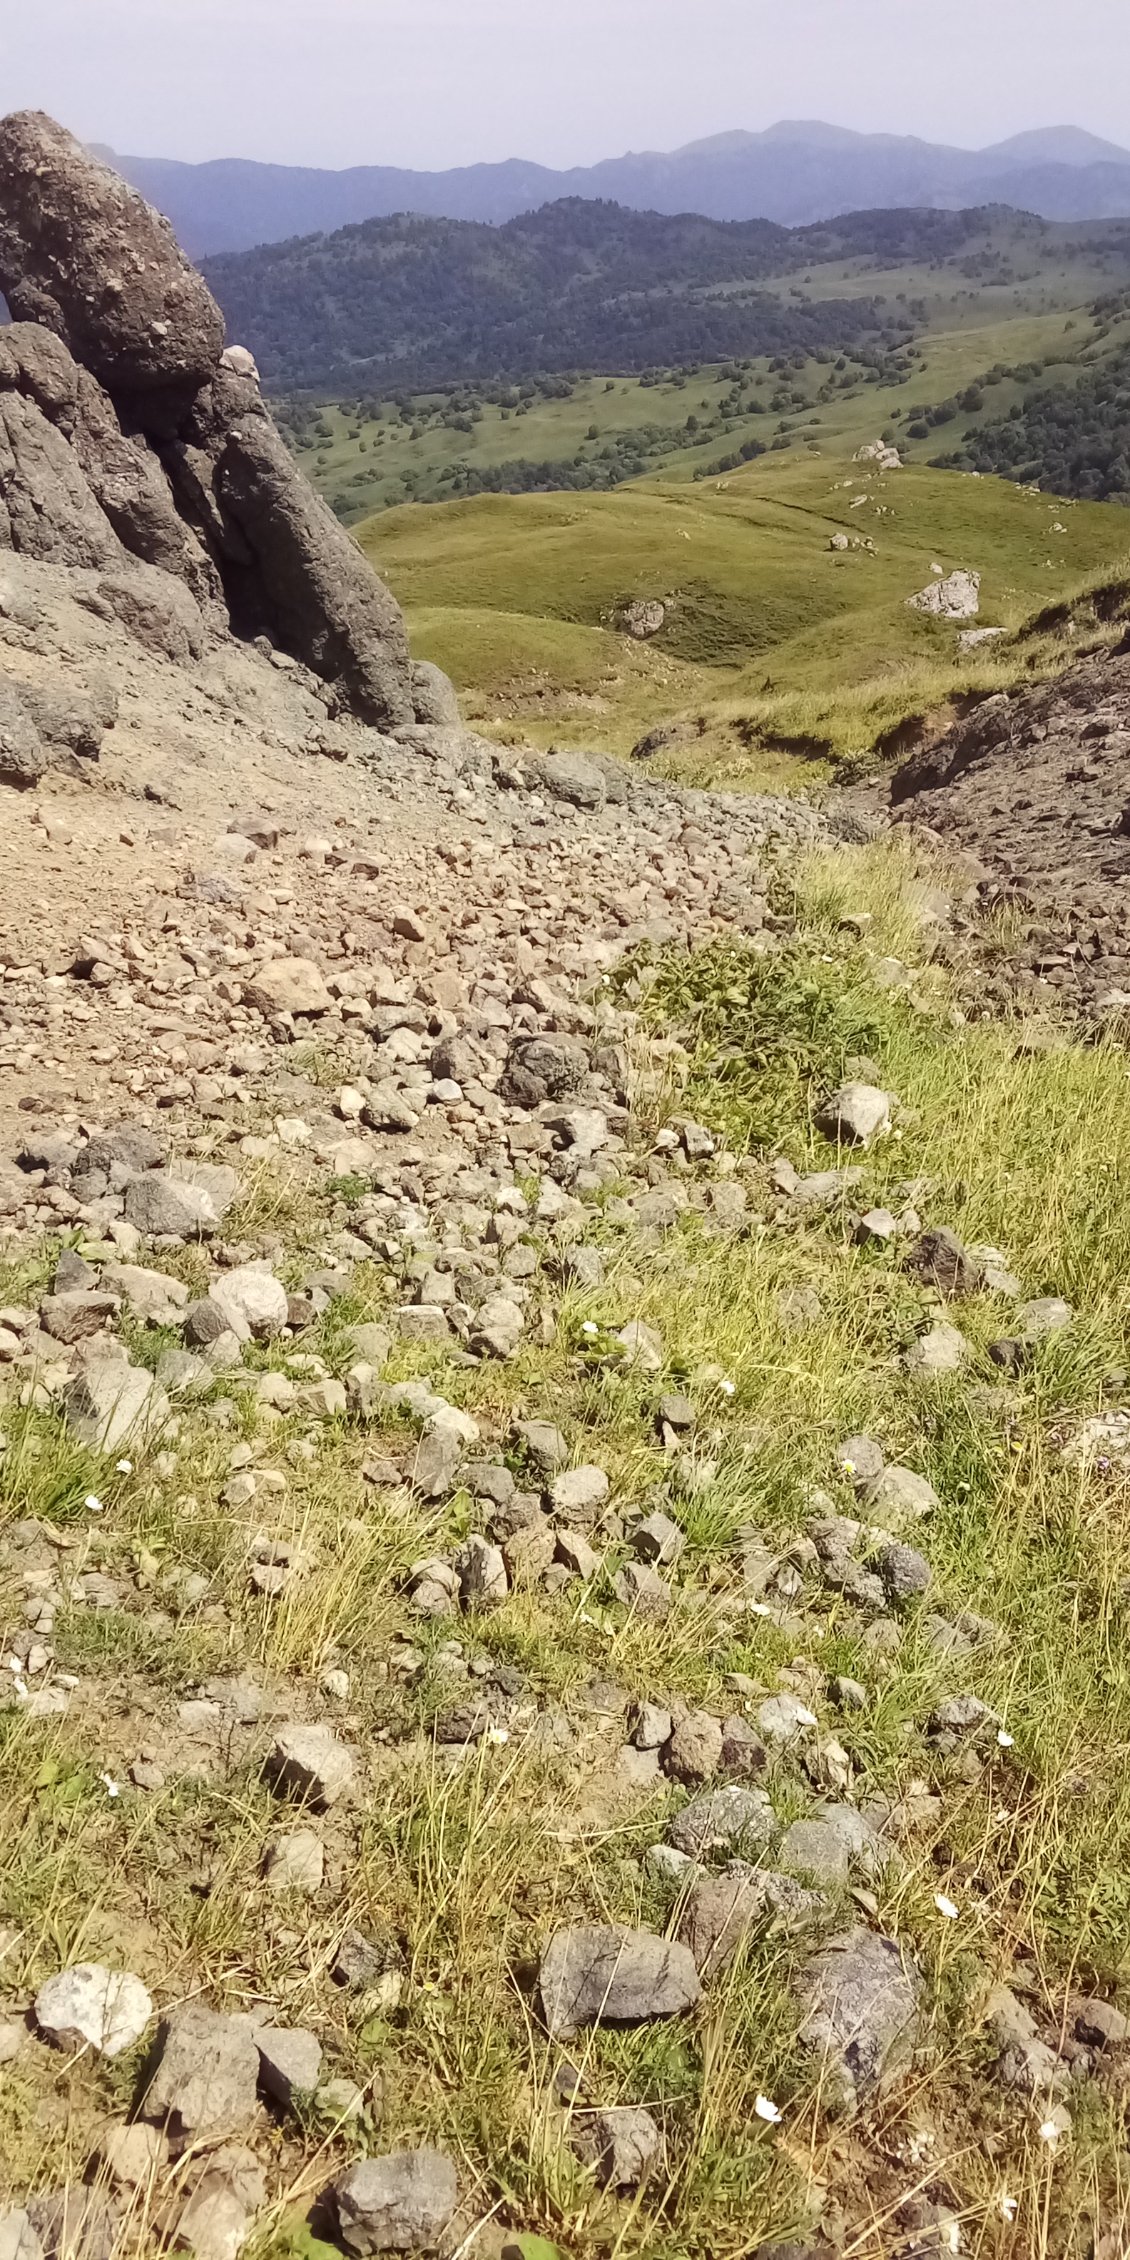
(0, 110, 431, 745)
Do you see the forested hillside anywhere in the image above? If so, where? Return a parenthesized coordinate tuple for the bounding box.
(202, 200, 996, 390)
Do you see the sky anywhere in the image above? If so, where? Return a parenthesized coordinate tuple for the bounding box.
(5, 0, 1130, 171)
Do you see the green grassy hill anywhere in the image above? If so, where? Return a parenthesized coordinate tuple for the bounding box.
(359, 448, 1130, 770)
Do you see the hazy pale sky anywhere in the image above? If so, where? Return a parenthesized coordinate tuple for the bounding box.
(5, 0, 1129, 170)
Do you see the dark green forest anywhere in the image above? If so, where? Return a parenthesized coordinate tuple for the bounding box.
(932, 301, 1130, 500)
(201, 198, 996, 390)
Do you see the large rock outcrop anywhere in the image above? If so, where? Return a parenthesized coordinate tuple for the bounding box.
(0, 111, 423, 730)
(0, 111, 224, 399)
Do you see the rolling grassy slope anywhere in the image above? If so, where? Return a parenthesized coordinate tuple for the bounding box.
(358, 448, 1130, 766)
(297, 302, 1127, 525)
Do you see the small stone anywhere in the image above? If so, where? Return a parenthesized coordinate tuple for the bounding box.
(514, 1419, 570, 1470)
(35, 1963, 152, 2058)
(573, 2104, 663, 2189)
(555, 1528, 600, 1579)
(630, 1701, 673, 1751)
(256, 2024, 322, 2109)
(756, 1693, 817, 1745)
(986, 1986, 1066, 2097)
(855, 1207, 897, 1244)
(777, 1818, 852, 1885)
(928, 1693, 990, 1737)
(0, 2211, 43, 2260)
(816, 1083, 891, 1145)
(631, 1510, 685, 1565)
(331, 1930, 387, 1990)
(550, 1464, 609, 1519)
(836, 1434, 885, 1487)
(1074, 1997, 1130, 2050)
(24, 2191, 118, 2260)
(875, 1541, 932, 1603)
(665, 1710, 723, 1784)
(797, 1928, 922, 2115)
(539, 1924, 700, 2037)
(210, 1266, 288, 1341)
(63, 1358, 168, 1455)
(97, 2123, 169, 2190)
(906, 1323, 967, 1375)
(267, 1723, 356, 1808)
(263, 1830, 324, 1895)
(396, 1305, 450, 1343)
(905, 1227, 977, 1299)
(865, 1465, 939, 1522)
(244, 957, 331, 1017)
(613, 1562, 671, 1621)
(658, 1392, 696, 1434)
(455, 1534, 508, 1611)
(667, 1784, 774, 1860)
(319, 2076, 367, 2121)
(617, 1319, 664, 1372)
(411, 1427, 463, 1501)
(330, 2150, 459, 2256)
(174, 2149, 266, 2260)
(1020, 1296, 1073, 1342)
(720, 1715, 768, 1776)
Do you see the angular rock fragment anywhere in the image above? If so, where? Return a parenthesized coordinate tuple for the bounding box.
(330, 2150, 458, 2257)
(142, 2003, 260, 2140)
(267, 1723, 356, 1809)
(540, 1923, 700, 2037)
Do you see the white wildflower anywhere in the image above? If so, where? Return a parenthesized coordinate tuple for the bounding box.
(754, 2094, 782, 2124)
(934, 1892, 960, 1921)
(84, 1493, 104, 1514)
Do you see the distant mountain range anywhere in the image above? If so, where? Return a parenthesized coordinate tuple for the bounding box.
(101, 121, 1130, 256)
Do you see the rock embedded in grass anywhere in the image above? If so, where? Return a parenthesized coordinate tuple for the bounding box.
(539, 1923, 701, 2037)
(267, 1723, 357, 1809)
(905, 1321, 967, 1374)
(573, 2104, 664, 2189)
(613, 1561, 671, 1621)
(905, 1226, 978, 1298)
(797, 1928, 922, 2115)
(550, 1464, 610, 1520)
(864, 1465, 939, 1522)
(330, 2148, 459, 2256)
(255, 2024, 322, 2110)
(665, 1710, 723, 1784)
(262, 1829, 324, 1896)
(667, 1783, 775, 1860)
(815, 1082, 891, 1146)
(836, 1434, 884, 1488)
